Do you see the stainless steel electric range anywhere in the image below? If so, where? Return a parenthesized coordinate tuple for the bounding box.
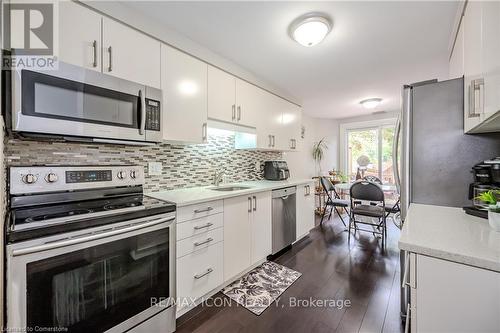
(5, 165, 176, 333)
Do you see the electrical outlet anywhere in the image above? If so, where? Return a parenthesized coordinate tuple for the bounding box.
(148, 162, 162, 176)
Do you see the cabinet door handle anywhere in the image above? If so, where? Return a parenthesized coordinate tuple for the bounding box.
(194, 222, 213, 230)
(404, 304, 411, 333)
(248, 197, 252, 212)
(202, 122, 207, 142)
(401, 252, 410, 288)
(237, 106, 241, 121)
(468, 78, 484, 118)
(268, 135, 272, 147)
(194, 206, 213, 213)
(272, 135, 276, 147)
(253, 196, 257, 211)
(107, 46, 113, 72)
(293, 139, 297, 149)
(194, 268, 213, 279)
(92, 40, 98, 68)
(232, 104, 236, 120)
(305, 185, 309, 196)
(194, 237, 213, 247)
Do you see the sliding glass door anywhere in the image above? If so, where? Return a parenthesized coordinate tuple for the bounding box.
(345, 123, 396, 184)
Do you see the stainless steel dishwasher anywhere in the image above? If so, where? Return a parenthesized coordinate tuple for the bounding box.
(271, 186, 297, 255)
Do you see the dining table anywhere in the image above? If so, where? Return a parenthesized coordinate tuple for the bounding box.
(334, 182, 398, 199)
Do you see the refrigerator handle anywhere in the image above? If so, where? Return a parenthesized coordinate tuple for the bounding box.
(400, 86, 412, 222)
(393, 112, 401, 194)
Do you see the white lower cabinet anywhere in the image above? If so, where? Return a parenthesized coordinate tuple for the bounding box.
(176, 201, 224, 313)
(250, 191, 272, 265)
(176, 227, 224, 258)
(176, 213, 223, 241)
(223, 191, 272, 281)
(404, 253, 500, 332)
(296, 183, 315, 240)
(177, 242, 224, 308)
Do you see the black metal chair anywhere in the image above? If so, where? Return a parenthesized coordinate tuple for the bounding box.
(349, 180, 387, 247)
(383, 197, 401, 229)
(363, 175, 383, 185)
(319, 177, 350, 227)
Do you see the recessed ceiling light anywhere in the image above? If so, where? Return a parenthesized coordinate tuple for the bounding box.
(290, 13, 332, 47)
(360, 98, 383, 109)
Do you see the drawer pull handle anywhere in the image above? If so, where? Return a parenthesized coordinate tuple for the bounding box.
(194, 207, 213, 213)
(194, 268, 213, 279)
(194, 238, 213, 247)
(194, 223, 213, 230)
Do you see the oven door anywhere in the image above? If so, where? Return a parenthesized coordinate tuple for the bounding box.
(11, 61, 159, 143)
(6, 213, 176, 333)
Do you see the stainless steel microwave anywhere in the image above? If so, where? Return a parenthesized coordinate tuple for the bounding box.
(11, 62, 163, 145)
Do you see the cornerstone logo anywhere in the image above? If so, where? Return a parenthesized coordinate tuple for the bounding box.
(3, 0, 58, 69)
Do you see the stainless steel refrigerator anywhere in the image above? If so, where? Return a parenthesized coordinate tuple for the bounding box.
(394, 77, 500, 320)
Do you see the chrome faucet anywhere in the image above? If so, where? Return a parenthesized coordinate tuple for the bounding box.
(213, 170, 225, 186)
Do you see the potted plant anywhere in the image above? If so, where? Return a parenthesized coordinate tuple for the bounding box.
(312, 138, 328, 175)
(475, 190, 500, 231)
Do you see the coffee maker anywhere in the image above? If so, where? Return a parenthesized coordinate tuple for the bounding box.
(464, 157, 500, 218)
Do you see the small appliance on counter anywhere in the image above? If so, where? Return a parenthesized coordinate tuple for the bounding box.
(263, 161, 290, 181)
(464, 157, 500, 219)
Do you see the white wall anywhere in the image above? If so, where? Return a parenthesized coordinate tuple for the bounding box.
(284, 115, 339, 179)
(336, 110, 399, 125)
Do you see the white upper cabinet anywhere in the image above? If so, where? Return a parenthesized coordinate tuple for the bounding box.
(462, 1, 500, 133)
(255, 92, 282, 150)
(449, 20, 464, 79)
(463, 0, 483, 132)
(235, 79, 259, 127)
(281, 101, 302, 151)
(480, 1, 500, 121)
(58, 1, 102, 71)
(208, 65, 236, 124)
(102, 17, 161, 88)
(161, 44, 208, 144)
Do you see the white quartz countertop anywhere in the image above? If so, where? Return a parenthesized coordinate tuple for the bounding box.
(399, 204, 500, 272)
(147, 179, 315, 207)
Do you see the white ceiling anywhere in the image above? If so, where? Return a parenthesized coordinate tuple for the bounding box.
(123, 1, 458, 119)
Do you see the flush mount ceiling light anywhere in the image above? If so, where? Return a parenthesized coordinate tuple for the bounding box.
(360, 98, 383, 109)
(290, 13, 332, 47)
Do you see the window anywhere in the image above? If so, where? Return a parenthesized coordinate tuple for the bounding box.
(340, 119, 397, 184)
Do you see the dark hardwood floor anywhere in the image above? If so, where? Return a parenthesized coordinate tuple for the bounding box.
(176, 214, 404, 333)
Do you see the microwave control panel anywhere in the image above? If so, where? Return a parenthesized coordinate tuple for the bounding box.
(145, 99, 161, 131)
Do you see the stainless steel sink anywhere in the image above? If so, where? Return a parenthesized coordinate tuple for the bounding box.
(210, 186, 252, 191)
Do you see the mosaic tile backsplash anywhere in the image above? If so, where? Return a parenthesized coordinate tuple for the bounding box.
(4, 131, 282, 193)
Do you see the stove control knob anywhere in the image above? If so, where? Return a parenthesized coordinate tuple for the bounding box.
(117, 171, 127, 180)
(22, 173, 38, 184)
(130, 170, 139, 179)
(45, 173, 58, 183)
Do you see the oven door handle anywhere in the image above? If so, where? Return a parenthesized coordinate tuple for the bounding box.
(11, 215, 175, 257)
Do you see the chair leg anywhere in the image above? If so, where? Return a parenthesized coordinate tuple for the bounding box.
(329, 205, 334, 218)
(348, 214, 352, 243)
(320, 207, 326, 225)
(335, 207, 347, 227)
